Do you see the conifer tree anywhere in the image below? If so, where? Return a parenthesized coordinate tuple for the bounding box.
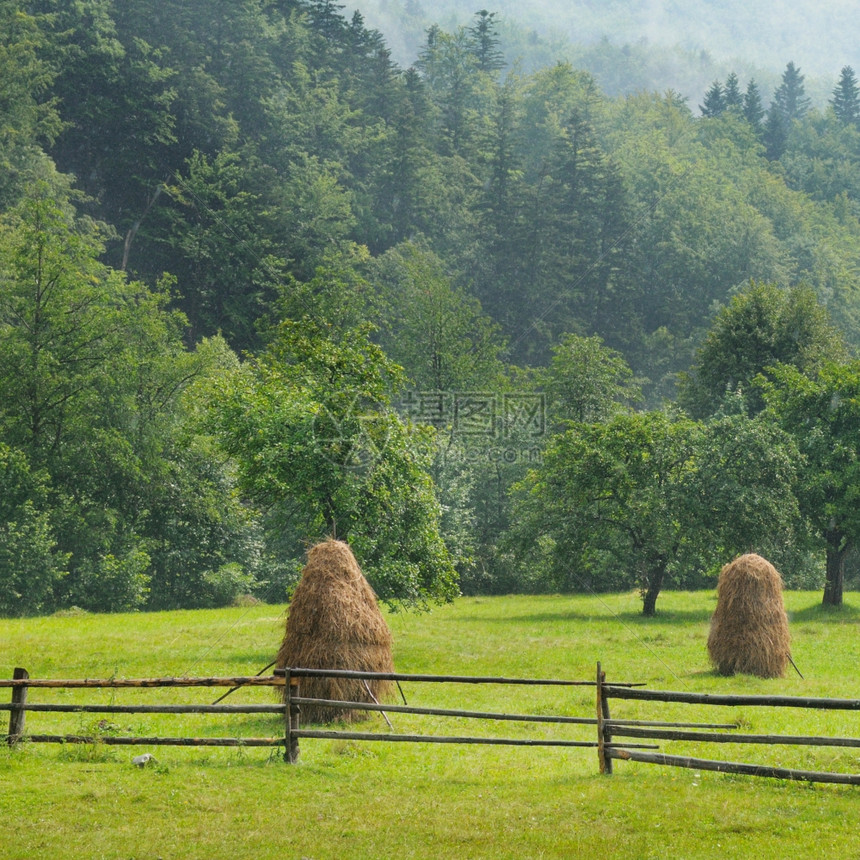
(468, 9, 505, 75)
(723, 72, 743, 110)
(742, 79, 765, 132)
(700, 80, 725, 117)
(764, 102, 787, 159)
(772, 61, 811, 122)
(416, 24, 444, 91)
(831, 65, 860, 127)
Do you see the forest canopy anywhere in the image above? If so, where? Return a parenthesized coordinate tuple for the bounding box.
(2, 0, 860, 615)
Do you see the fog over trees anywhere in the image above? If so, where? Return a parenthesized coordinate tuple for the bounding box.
(346, 0, 858, 102)
(3, 0, 860, 615)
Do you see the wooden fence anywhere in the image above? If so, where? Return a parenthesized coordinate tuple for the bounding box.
(4, 663, 860, 785)
(596, 663, 860, 786)
(2, 668, 288, 749)
(1, 665, 657, 761)
(278, 666, 660, 763)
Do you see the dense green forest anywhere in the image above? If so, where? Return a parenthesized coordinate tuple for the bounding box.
(3, 0, 860, 617)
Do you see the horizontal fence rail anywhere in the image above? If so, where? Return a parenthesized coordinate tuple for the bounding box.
(599, 667, 860, 786)
(3, 668, 289, 751)
(276, 667, 645, 687)
(606, 725, 860, 749)
(608, 750, 860, 787)
(0, 703, 286, 715)
(294, 730, 617, 748)
(25, 736, 285, 748)
(278, 666, 650, 762)
(8, 663, 859, 784)
(292, 696, 599, 725)
(604, 686, 860, 710)
(0, 676, 285, 689)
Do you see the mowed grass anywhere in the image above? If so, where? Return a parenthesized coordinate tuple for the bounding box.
(2, 591, 860, 859)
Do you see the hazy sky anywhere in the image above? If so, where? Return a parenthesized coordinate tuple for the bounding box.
(345, 0, 860, 84)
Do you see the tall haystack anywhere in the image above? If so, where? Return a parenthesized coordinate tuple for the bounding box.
(707, 553, 791, 678)
(276, 539, 394, 723)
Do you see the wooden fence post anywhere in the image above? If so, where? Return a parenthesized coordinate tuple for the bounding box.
(284, 671, 300, 764)
(8, 668, 28, 746)
(596, 662, 612, 774)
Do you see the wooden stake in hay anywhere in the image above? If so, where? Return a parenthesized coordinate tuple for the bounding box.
(707, 553, 791, 679)
(276, 539, 394, 723)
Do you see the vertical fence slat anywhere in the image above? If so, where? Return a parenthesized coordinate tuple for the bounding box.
(7, 667, 28, 746)
(285, 673, 300, 764)
(596, 662, 611, 774)
(600, 664, 613, 774)
(284, 669, 292, 762)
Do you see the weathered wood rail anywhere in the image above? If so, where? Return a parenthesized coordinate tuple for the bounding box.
(2, 668, 288, 750)
(3, 665, 658, 762)
(596, 665, 860, 786)
(7, 663, 857, 784)
(278, 666, 652, 763)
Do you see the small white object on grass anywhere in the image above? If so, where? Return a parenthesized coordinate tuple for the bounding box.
(133, 753, 156, 767)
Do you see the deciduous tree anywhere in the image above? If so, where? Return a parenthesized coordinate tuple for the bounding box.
(541, 333, 641, 427)
(678, 282, 846, 419)
(761, 361, 860, 606)
(210, 317, 458, 608)
(509, 409, 799, 614)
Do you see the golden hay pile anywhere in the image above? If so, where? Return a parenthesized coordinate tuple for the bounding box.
(707, 553, 791, 679)
(276, 539, 394, 723)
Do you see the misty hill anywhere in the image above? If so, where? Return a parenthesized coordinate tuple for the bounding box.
(345, 0, 857, 101)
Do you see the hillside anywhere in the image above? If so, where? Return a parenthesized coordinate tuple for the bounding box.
(3, 0, 860, 615)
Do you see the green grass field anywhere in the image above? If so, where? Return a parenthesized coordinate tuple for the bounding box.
(2, 591, 860, 859)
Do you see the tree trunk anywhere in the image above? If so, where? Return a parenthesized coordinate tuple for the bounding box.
(823, 530, 849, 607)
(641, 563, 665, 617)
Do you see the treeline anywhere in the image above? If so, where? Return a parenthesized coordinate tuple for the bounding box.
(3, 0, 860, 616)
(352, 0, 860, 89)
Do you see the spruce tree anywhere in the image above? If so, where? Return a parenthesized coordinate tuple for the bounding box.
(831, 65, 860, 127)
(772, 61, 811, 122)
(467, 9, 505, 74)
(742, 79, 765, 132)
(700, 80, 725, 117)
(764, 102, 788, 159)
(723, 72, 743, 111)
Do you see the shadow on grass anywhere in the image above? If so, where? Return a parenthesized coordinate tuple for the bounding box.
(613, 609, 714, 624)
(789, 601, 860, 623)
(449, 608, 714, 625)
(683, 667, 730, 680)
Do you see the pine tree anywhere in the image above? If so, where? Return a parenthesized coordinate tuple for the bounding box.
(306, 0, 347, 40)
(472, 78, 528, 333)
(467, 9, 505, 75)
(742, 79, 765, 132)
(723, 72, 743, 111)
(764, 102, 788, 160)
(772, 61, 811, 122)
(700, 80, 725, 117)
(831, 65, 860, 127)
(416, 24, 447, 94)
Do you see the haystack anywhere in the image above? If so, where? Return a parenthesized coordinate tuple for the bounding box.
(276, 539, 394, 723)
(707, 553, 791, 678)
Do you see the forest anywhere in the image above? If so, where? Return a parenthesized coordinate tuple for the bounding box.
(3, 0, 860, 617)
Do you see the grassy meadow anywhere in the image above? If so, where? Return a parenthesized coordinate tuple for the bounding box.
(2, 590, 860, 859)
